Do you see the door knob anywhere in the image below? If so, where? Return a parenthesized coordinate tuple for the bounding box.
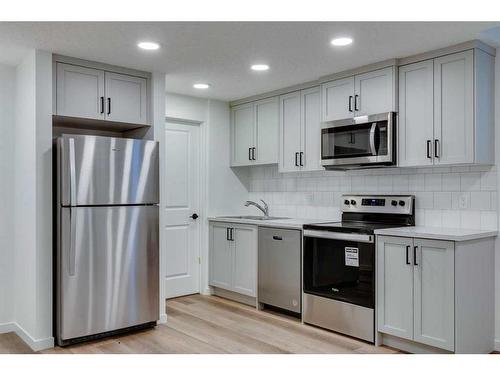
(190, 213, 199, 220)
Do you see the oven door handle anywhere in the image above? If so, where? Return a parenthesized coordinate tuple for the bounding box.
(369, 122, 377, 156)
(303, 230, 374, 243)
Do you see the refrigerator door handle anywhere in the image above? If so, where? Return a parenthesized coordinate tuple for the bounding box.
(68, 138, 76, 206)
(69, 207, 76, 276)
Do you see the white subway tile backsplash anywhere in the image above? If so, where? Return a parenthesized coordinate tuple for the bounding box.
(480, 211, 498, 231)
(425, 209, 443, 227)
(441, 210, 461, 228)
(460, 210, 481, 230)
(460, 172, 481, 191)
(434, 192, 452, 209)
(409, 174, 425, 192)
(442, 173, 460, 191)
(392, 175, 409, 192)
(248, 165, 498, 229)
(425, 174, 442, 191)
(480, 171, 497, 191)
(470, 191, 491, 211)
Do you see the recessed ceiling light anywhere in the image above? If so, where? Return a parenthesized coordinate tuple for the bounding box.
(193, 83, 210, 89)
(330, 37, 353, 47)
(137, 41, 160, 50)
(251, 64, 270, 71)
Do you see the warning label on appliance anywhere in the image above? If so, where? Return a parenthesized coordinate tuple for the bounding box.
(345, 247, 359, 267)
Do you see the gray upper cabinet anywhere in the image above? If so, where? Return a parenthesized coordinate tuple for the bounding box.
(321, 66, 396, 122)
(56, 63, 105, 120)
(56, 62, 150, 126)
(230, 97, 279, 167)
(104, 72, 148, 125)
(433, 51, 474, 165)
(321, 77, 354, 122)
(398, 49, 494, 167)
(398, 60, 434, 167)
(354, 67, 395, 117)
(279, 86, 322, 173)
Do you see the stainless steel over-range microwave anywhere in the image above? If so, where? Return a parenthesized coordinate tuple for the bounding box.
(321, 112, 396, 169)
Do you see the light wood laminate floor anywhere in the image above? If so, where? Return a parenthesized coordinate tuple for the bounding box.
(1, 294, 401, 354)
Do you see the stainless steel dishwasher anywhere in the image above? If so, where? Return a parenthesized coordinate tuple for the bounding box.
(258, 227, 301, 314)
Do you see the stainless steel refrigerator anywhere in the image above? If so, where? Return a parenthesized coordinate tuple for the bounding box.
(55, 134, 159, 346)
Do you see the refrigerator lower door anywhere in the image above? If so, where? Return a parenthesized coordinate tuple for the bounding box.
(57, 205, 159, 343)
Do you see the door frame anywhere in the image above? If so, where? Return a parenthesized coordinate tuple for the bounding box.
(161, 116, 207, 302)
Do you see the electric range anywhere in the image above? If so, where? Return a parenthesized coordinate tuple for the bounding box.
(302, 194, 415, 343)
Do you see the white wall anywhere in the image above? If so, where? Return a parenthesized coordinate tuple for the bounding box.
(13, 50, 53, 350)
(0, 63, 15, 329)
(164, 92, 249, 295)
(495, 47, 500, 350)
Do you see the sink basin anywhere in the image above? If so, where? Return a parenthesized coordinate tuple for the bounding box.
(219, 215, 289, 221)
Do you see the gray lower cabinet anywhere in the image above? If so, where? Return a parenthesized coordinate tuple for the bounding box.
(377, 234, 495, 353)
(209, 222, 257, 298)
(377, 236, 455, 351)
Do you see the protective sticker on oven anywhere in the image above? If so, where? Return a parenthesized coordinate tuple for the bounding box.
(345, 247, 359, 267)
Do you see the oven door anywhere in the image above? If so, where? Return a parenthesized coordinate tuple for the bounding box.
(303, 230, 375, 309)
(321, 112, 394, 167)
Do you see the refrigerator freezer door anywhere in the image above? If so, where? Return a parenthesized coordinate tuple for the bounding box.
(59, 135, 159, 206)
(58, 206, 159, 342)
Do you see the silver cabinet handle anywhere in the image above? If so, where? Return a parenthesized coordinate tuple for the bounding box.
(304, 230, 373, 243)
(69, 207, 76, 276)
(68, 138, 76, 206)
(369, 123, 377, 156)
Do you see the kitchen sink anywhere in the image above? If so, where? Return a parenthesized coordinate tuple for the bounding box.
(219, 215, 289, 221)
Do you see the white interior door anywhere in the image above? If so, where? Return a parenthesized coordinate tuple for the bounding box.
(163, 120, 201, 298)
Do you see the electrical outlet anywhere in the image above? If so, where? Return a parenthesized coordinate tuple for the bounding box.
(459, 193, 469, 209)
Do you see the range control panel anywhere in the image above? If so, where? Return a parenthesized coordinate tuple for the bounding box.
(342, 195, 414, 215)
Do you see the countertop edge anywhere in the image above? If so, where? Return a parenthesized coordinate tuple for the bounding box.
(374, 228, 498, 242)
(207, 217, 332, 230)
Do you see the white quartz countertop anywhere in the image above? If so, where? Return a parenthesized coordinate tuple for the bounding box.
(208, 216, 334, 230)
(374, 226, 498, 241)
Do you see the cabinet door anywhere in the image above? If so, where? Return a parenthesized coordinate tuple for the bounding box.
(209, 223, 232, 290)
(231, 225, 257, 297)
(377, 236, 414, 340)
(301, 87, 323, 172)
(254, 97, 279, 165)
(279, 92, 302, 172)
(398, 60, 434, 167)
(56, 63, 105, 120)
(231, 103, 255, 166)
(433, 50, 474, 165)
(321, 77, 354, 121)
(354, 67, 395, 116)
(413, 239, 455, 351)
(104, 72, 148, 125)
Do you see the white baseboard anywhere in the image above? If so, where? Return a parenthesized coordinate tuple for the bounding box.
(495, 339, 500, 352)
(13, 323, 54, 352)
(158, 313, 167, 324)
(0, 322, 16, 334)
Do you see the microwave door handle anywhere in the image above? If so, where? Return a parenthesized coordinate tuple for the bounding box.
(369, 122, 377, 156)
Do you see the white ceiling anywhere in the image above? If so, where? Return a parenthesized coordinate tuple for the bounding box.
(0, 22, 499, 101)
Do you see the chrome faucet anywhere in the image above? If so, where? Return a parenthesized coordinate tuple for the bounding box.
(244, 199, 269, 217)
